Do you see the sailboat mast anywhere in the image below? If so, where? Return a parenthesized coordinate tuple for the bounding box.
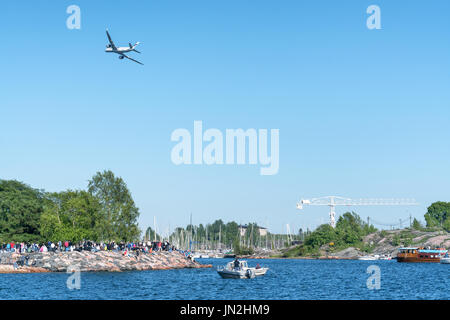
(219, 225, 221, 250)
(153, 216, 156, 242)
(189, 212, 192, 251)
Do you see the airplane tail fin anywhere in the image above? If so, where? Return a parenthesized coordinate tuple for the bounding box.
(131, 42, 141, 53)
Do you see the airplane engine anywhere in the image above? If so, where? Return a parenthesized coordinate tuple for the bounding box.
(119, 56, 124, 59)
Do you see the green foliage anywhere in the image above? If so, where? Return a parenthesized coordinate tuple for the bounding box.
(424, 202, 450, 228)
(232, 239, 254, 255)
(412, 218, 424, 231)
(144, 227, 161, 241)
(292, 212, 377, 257)
(0, 180, 45, 242)
(391, 231, 413, 247)
(391, 234, 402, 246)
(358, 242, 375, 254)
(0, 170, 141, 243)
(172, 219, 277, 250)
(40, 190, 101, 242)
(443, 218, 450, 233)
(225, 221, 239, 244)
(304, 224, 336, 248)
(88, 170, 140, 242)
(282, 244, 319, 257)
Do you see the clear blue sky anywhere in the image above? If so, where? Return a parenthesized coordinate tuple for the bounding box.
(1, 1, 449, 234)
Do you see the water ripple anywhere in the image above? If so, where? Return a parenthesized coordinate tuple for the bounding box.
(1, 259, 449, 300)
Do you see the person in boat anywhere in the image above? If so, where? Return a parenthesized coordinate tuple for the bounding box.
(256, 263, 261, 269)
(233, 258, 240, 270)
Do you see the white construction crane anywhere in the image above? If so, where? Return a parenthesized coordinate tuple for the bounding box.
(296, 196, 419, 228)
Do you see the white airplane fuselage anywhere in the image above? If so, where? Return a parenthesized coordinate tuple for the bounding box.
(105, 47, 134, 53)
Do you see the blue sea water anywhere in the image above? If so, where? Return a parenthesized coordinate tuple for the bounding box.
(0, 259, 448, 300)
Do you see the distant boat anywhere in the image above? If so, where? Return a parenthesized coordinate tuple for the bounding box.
(358, 255, 379, 261)
(440, 253, 450, 264)
(217, 260, 268, 279)
(397, 247, 448, 263)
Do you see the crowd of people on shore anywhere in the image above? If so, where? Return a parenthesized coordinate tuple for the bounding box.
(0, 240, 176, 255)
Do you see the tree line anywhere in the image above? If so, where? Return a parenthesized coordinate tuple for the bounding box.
(2, 170, 449, 254)
(0, 170, 140, 243)
(145, 220, 301, 253)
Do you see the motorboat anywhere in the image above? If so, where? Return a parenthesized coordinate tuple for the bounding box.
(217, 260, 268, 279)
(253, 265, 269, 276)
(191, 252, 209, 259)
(358, 255, 379, 261)
(440, 253, 450, 264)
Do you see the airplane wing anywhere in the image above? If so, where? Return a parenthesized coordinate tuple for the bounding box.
(120, 53, 144, 65)
(106, 30, 117, 50)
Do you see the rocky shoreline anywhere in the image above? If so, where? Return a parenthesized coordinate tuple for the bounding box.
(0, 251, 212, 273)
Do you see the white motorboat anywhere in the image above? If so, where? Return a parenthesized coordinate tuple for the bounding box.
(358, 255, 379, 261)
(440, 254, 450, 264)
(217, 260, 269, 279)
(191, 252, 210, 259)
(253, 266, 269, 276)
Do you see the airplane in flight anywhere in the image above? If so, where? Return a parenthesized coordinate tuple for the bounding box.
(105, 29, 143, 65)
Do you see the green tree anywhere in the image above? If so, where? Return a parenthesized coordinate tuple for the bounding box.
(244, 223, 261, 248)
(443, 218, 450, 233)
(143, 227, 161, 241)
(232, 237, 254, 255)
(225, 221, 239, 246)
(424, 202, 450, 228)
(40, 190, 101, 242)
(88, 170, 140, 242)
(304, 224, 336, 248)
(412, 218, 423, 230)
(293, 212, 377, 256)
(334, 212, 375, 246)
(0, 180, 45, 242)
(197, 224, 205, 240)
